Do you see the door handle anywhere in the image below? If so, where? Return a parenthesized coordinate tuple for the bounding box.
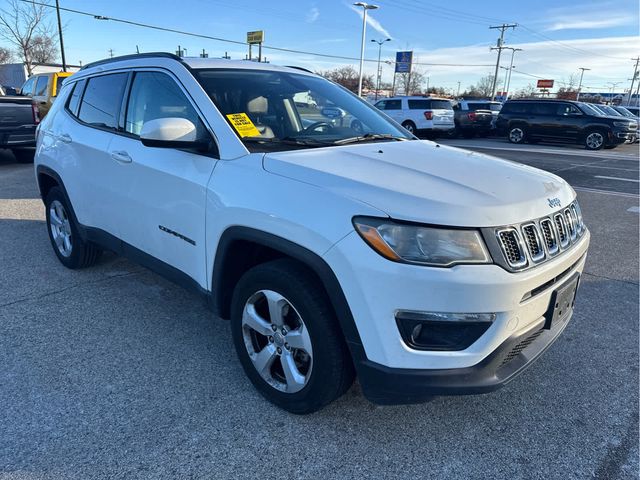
(59, 133, 72, 143)
(39, 101, 47, 105)
(111, 151, 132, 163)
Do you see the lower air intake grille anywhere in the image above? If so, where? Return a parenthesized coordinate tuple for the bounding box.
(500, 329, 544, 367)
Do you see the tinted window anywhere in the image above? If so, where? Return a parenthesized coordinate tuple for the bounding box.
(557, 104, 581, 116)
(531, 103, 556, 115)
(374, 100, 386, 110)
(408, 99, 430, 109)
(125, 71, 207, 139)
(502, 102, 530, 114)
(34, 76, 48, 96)
(66, 79, 86, 116)
(430, 100, 452, 110)
(468, 102, 502, 112)
(385, 99, 401, 110)
(78, 73, 128, 129)
(21, 77, 36, 96)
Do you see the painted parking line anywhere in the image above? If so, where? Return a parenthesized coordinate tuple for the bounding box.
(574, 186, 639, 198)
(572, 163, 640, 172)
(627, 206, 640, 213)
(593, 175, 640, 183)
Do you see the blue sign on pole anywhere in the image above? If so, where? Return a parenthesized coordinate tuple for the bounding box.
(395, 51, 413, 73)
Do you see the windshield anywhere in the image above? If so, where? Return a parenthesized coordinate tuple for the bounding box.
(615, 106, 637, 118)
(599, 105, 622, 116)
(194, 68, 413, 151)
(579, 103, 605, 116)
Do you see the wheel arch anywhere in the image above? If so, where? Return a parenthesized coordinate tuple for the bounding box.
(211, 226, 364, 352)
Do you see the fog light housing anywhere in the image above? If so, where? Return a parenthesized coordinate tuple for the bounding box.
(395, 311, 496, 351)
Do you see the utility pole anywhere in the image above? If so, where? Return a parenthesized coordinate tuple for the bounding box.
(108, 49, 114, 58)
(200, 48, 208, 58)
(456, 81, 461, 97)
(576, 67, 590, 101)
(489, 23, 517, 100)
(136, 45, 140, 54)
(607, 82, 622, 103)
(55, 0, 67, 71)
(627, 57, 639, 106)
(222, 51, 230, 59)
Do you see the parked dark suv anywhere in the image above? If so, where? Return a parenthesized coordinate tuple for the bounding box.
(496, 99, 638, 150)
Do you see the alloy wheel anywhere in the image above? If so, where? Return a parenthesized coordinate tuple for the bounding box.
(49, 199, 73, 257)
(586, 132, 604, 149)
(241, 290, 313, 393)
(509, 127, 524, 143)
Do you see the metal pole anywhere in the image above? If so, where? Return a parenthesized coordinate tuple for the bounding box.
(456, 81, 461, 97)
(375, 42, 382, 101)
(258, 42, 262, 62)
(391, 72, 395, 96)
(55, 0, 67, 71)
(357, 8, 368, 96)
(502, 66, 509, 99)
(627, 57, 639, 106)
(576, 67, 589, 102)
(504, 48, 521, 101)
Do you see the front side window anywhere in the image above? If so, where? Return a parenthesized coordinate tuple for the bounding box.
(557, 104, 581, 116)
(195, 69, 412, 151)
(21, 77, 35, 96)
(78, 73, 128, 130)
(34, 76, 49, 96)
(125, 71, 207, 139)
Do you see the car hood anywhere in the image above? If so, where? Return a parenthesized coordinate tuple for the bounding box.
(262, 140, 575, 227)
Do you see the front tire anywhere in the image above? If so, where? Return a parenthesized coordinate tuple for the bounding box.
(45, 187, 102, 269)
(584, 130, 606, 150)
(230, 259, 354, 414)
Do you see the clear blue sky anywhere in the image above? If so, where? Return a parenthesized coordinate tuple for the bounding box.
(33, 0, 640, 93)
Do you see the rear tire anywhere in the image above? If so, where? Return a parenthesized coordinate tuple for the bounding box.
(401, 121, 416, 135)
(45, 187, 102, 269)
(462, 130, 475, 139)
(230, 259, 354, 414)
(508, 126, 526, 144)
(584, 130, 606, 150)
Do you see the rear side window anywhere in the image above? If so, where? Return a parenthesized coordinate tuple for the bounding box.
(385, 99, 402, 110)
(430, 100, 452, 110)
(468, 102, 501, 112)
(408, 99, 430, 109)
(78, 73, 128, 130)
(66, 79, 86, 117)
(532, 103, 556, 115)
(34, 76, 49, 96)
(502, 102, 530, 114)
(124, 71, 207, 139)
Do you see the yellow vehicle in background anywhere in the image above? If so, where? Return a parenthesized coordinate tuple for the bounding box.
(19, 71, 73, 118)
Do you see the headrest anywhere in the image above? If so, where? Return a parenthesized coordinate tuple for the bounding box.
(247, 96, 268, 114)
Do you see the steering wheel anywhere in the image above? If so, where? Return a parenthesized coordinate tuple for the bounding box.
(302, 121, 333, 133)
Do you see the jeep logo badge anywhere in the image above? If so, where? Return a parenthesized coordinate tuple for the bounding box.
(547, 197, 561, 208)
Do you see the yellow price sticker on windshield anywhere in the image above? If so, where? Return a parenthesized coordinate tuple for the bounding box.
(226, 113, 261, 137)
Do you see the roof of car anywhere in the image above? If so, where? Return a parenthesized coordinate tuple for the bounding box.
(383, 96, 451, 101)
(506, 98, 579, 103)
(79, 52, 315, 77)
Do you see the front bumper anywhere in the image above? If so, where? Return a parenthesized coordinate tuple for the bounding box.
(324, 228, 589, 404)
(357, 305, 572, 404)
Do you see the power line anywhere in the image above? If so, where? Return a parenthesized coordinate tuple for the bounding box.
(19, 0, 494, 68)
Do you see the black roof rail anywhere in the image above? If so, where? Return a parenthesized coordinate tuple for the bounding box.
(285, 65, 314, 73)
(80, 52, 184, 70)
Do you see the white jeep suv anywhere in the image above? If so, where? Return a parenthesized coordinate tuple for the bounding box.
(34, 54, 590, 413)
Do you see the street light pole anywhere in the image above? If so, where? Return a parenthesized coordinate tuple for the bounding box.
(55, 0, 67, 71)
(371, 38, 390, 101)
(354, 2, 379, 97)
(576, 67, 590, 101)
(503, 47, 521, 101)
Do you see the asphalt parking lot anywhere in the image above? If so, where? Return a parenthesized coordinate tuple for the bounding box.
(1, 140, 638, 479)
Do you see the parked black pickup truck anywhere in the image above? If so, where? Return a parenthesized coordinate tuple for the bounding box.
(496, 99, 638, 150)
(0, 95, 39, 162)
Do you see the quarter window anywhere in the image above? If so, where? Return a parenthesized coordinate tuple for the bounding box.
(66, 79, 86, 117)
(125, 71, 206, 138)
(78, 73, 128, 130)
(34, 76, 48, 96)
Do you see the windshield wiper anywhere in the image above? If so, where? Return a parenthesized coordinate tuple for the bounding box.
(332, 133, 410, 145)
(242, 136, 329, 147)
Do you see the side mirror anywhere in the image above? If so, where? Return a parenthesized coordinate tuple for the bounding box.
(140, 117, 209, 151)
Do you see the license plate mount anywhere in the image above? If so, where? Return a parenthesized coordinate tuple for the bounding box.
(544, 273, 580, 329)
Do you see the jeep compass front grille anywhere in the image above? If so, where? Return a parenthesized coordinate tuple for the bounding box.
(490, 201, 586, 272)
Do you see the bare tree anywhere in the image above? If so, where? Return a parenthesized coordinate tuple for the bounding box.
(397, 69, 426, 95)
(511, 83, 537, 99)
(0, 0, 53, 75)
(0, 47, 13, 64)
(463, 75, 501, 98)
(319, 66, 373, 94)
(31, 33, 58, 63)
